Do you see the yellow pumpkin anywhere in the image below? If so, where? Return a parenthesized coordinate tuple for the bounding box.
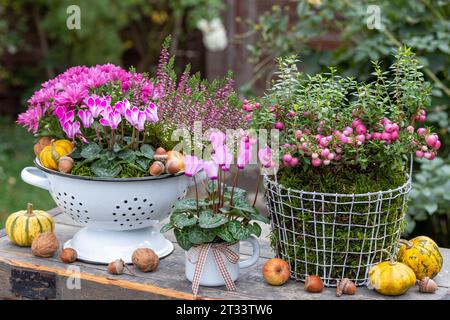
(368, 259, 416, 296)
(5, 203, 54, 247)
(39, 139, 74, 170)
(397, 236, 443, 279)
(167, 150, 185, 171)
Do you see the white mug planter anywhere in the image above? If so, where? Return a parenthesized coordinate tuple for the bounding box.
(185, 236, 260, 287)
(21, 160, 192, 264)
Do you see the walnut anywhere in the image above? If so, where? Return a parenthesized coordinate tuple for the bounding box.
(132, 248, 159, 272)
(31, 232, 59, 258)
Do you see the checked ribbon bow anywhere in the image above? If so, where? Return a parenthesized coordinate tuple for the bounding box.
(187, 242, 239, 296)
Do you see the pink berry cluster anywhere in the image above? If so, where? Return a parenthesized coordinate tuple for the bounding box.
(242, 99, 261, 122)
(414, 128, 441, 160)
(244, 102, 440, 169)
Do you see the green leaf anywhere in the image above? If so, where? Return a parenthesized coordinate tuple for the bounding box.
(174, 199, 198, 211)
(113, 143, 122, 153)
(228, 221, 251, 241)
(172, 214, 198, 228)
(199, 209, 228, 229)
(90, 159, 122, 177)
(249, 211, 270, 224)
(174, 229, 192, 251)
(81, 143, 102, 160)
(118, 149, 136, 162)
(102, 150, 117, 161)
(188, 227, 216, 244)
(160, 223, 174, 233)
(215, 226, 235, 242)
(248, 222, 262, 237)
(424, 203, 438, 215)
(136, 157, 151, 171)
(69, 148, 82, 159)
(140, 144, 155, 159)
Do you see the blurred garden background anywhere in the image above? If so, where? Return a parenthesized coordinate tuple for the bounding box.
(0, 0, 449, 245)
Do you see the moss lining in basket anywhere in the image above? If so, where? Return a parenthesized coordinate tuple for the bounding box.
(265, 164, 411, 286)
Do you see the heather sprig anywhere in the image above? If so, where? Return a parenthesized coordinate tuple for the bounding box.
(155, 37, 246, 135)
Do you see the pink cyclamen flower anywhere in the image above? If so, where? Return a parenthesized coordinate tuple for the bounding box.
(99, 111, 122, 130)
(213, 145, 233, 171)
(237, 142, 251, 170)
(144, 103, 159, 123)
(78, 109, 94, 128)
(184, 155, 203, 177)
(124, 106, 140, 126)
(210, 131, 226, 151)
(258, 146, 274, 168)
(203, 160, 219, 180)
(62, 120, 81, 139)
(114, 98, 131, 116)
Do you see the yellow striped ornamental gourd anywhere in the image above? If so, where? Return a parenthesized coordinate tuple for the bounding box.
(39, 139, 74, 170)
(5, 203, 55, 247)
(368, 251, 416, 296)
(397, 236, 443, 279)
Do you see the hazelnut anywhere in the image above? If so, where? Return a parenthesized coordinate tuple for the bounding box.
(60, 248, 77, 263)
(132, 248, 159, 272)
(31, 232, 59, 258)
(58, 156, 74, 173)
(304, 275, 324, 293)
(166, 159, 181, 174)
(149, 161, 165, 176)
(108, 259, 125, 275)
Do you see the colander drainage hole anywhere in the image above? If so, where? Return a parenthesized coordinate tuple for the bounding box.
(116, 206, 120, 209)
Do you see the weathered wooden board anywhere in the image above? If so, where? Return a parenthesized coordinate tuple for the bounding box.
(0, 209, 449, 300)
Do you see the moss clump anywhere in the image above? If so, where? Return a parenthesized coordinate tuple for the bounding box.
(71, 163, 148, 178)
(267, 165, 409, 285)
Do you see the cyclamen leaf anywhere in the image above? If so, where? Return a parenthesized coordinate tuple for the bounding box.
(215, 226, 235, 242)
(188, 227, 216, 244)
(118, 149, 136, 162)
(174, 229, 192, 251)
(90, 159, 122, 177)
(249, 211, 270, 224)
(172, 214, 198, 228)
(140, 144, 155, 159)
(81, 143, 102, 159)
(198, 210, 228, 229)
(227, 221, 251, 241)
(248, 223, 262, 237)
(160, 223, 174, 233)
(136, 157, 151, 171)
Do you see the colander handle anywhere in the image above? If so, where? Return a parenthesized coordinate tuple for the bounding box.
(239, 235, 260, 269)
(21, 167, 51, 191)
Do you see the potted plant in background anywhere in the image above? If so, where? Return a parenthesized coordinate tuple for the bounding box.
(16, 38, 245, 264)
(244, 47, 441, 287)
(161, 131, 269, 295)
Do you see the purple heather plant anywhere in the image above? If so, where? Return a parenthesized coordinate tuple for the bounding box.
(155, 37, 246, 134)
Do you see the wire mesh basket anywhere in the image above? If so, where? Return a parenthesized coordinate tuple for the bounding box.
(263, 173, 412, 287)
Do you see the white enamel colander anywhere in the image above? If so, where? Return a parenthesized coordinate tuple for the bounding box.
(21, 160, 192, 263)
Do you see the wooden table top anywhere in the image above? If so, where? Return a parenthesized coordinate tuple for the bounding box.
(0, 208, 449, 300)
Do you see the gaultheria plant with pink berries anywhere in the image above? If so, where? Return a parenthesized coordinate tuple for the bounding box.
(247, 47, 439, 194)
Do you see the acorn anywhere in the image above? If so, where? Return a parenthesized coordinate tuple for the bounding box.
(153, 154, 168, 162)
(33, 136, 52, 156)
(149, 161, 165, 176)
(419, 277, 438, 293)
(336, 278, 357, 296)
(60, 248, 77, 263)
(58, 156, 74, 174)
(155, 147, 167, 155)
(108, 259, 125, 275)
(304, 275, 324, 293)
(166, 159, 181, 174)
(132, 248, 159, 272)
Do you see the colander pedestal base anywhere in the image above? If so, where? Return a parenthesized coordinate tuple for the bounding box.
(63, 226, 174, 264)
